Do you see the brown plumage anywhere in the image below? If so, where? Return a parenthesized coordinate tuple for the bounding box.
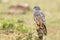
(33, 6, 47, 40)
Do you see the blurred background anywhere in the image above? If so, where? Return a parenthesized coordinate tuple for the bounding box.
(0, 0, 60, 40)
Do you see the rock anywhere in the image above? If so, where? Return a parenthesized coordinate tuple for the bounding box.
(2, 0, 9, 3)
(8, 3, 30, 14)
(19, 3, 30, 11)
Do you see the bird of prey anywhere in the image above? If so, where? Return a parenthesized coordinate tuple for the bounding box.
(33, 6, 47, 40)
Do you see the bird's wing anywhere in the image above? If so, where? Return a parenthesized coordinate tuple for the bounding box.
(39, 11, 46, 25)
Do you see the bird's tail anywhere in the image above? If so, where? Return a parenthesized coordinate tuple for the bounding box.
(42, 24, 47, 35)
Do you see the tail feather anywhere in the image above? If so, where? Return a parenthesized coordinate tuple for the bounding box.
(42, 24, 47, 35)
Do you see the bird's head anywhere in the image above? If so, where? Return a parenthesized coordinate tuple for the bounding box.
(34, 5, 40, 10)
